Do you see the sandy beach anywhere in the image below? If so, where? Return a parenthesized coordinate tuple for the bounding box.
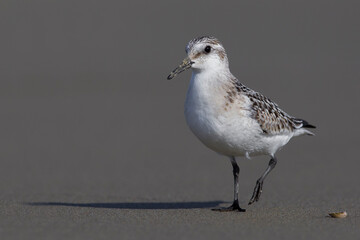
(1, 0, 359, 239)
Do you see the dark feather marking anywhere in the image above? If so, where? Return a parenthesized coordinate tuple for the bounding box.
(186, 36, 222, 53)
(231, 78, 314, 135)
(294, 119, 316, 128)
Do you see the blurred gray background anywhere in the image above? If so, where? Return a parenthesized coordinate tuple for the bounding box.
(1, 0, 359, 239)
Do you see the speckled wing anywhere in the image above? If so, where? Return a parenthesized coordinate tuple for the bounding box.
(248, 91, 303, 135)
(234, 80, 303, 135)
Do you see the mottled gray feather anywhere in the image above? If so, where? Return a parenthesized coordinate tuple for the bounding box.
(231, 78, 307, 135)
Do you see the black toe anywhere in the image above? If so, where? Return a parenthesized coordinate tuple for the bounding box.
(212, 201, 246, 212)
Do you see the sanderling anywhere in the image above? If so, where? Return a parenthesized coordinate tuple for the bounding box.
(167, 36, 315, 212)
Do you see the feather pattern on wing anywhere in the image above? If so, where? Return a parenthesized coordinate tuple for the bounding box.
(231, 78, 306, 135)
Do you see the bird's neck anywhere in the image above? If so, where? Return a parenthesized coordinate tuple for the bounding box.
(191, 66, 233, 86)
(187, 67, 235, 109)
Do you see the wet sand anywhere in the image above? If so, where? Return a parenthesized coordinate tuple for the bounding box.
(1, 0, 359, 239)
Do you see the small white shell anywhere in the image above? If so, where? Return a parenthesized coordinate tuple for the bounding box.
(329, 211, 347, 218)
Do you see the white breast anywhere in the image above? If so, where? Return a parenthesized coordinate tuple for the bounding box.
(184, 71, 292, 157)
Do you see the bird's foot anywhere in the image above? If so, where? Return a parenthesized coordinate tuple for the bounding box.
(212, 201, 246, 212)
(249, 179, 263, 205)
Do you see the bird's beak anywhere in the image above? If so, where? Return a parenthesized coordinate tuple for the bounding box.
(167, 57, 194, 80)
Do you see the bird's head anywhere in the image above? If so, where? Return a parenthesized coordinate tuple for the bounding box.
(167, 36, 229, 80)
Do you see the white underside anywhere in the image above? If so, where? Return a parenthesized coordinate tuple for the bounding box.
(184, 70, 302, 158)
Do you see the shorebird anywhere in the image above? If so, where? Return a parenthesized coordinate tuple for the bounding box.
(167, 36, 315, 212)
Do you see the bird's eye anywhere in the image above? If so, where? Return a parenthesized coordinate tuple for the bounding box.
(204, 46, 211, 53)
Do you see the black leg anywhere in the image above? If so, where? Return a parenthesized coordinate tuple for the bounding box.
(249, 156, 277, 205)
(212, 157, 246, 212)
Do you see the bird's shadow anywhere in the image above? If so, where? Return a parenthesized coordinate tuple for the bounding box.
(26, 201, 224, 210)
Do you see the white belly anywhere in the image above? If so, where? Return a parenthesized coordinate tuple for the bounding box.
(184, 73, 292, 157)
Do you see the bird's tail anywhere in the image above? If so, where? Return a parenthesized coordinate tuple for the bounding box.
(298, 119, 316, 129)
(294, 118, 316, 136)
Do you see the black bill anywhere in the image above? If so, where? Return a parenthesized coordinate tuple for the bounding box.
(167, 57, 193, 80)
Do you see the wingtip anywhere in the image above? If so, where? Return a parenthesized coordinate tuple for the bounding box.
(295, 119, 316, 129)
(303, 121, 316, 129)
